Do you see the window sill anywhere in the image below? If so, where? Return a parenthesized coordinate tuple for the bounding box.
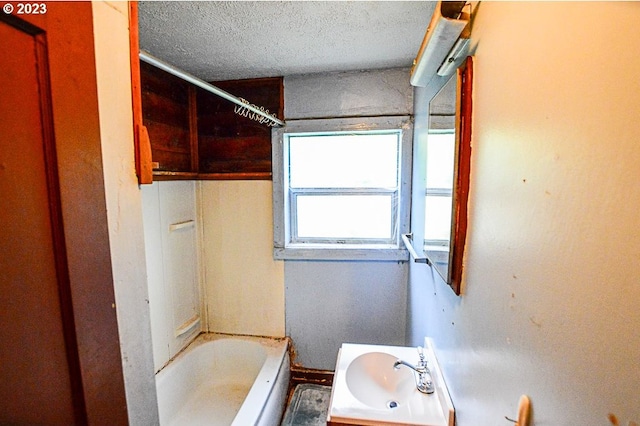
(273, 245, 409, 261)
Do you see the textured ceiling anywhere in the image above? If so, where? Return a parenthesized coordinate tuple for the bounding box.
(138, 1, 436, 81)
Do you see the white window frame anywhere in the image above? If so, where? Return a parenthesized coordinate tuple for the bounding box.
(272, 116, 412, 261)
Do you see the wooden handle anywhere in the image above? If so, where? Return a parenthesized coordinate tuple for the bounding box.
(518, 395, 531, 426)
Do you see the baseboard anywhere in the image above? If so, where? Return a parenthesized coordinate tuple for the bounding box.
(290, 366, 334, 387)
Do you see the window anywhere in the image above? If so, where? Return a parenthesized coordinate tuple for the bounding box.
(273, 117, 412, 260)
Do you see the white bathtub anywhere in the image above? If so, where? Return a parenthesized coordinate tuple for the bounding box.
(155, 333, 290, 426)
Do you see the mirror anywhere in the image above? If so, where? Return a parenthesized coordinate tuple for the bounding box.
(423, 56, 472, 295)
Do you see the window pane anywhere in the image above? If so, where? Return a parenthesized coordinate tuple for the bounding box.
(289, 133, 399, 188)
(296, 195, 393, 240)
(426, 132, 455, 190)
(424, 195, 452, 242)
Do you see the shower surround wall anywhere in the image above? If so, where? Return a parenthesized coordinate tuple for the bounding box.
(142, 178, 285, 369)
(199, 180, 285, 338)
(142, 181, 202, 371)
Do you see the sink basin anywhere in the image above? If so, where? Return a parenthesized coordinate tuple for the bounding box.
(327, 341, 454, 426)
(345, 352, 415, 409)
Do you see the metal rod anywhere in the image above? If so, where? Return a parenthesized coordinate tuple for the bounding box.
(401, 233, 430, 264)
(139, 50, 285, 127)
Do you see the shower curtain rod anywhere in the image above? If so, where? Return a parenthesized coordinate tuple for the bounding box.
(139, 50, 285, 127)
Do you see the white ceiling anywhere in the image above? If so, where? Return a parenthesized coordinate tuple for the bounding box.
(138, 1, 437, 81)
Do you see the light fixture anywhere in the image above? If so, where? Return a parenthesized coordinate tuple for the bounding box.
(410, 1, 470, 87)
(436, 37, 471, 77)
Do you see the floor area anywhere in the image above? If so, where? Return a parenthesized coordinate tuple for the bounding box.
(281, 384, 332, 426)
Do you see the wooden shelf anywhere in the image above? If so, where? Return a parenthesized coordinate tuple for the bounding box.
(196, 172, 272, 181)
(139, 61, 283, 181)
(152, 171, 199, 181)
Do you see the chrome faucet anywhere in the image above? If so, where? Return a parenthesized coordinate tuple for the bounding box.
(393, 346, 435, 394)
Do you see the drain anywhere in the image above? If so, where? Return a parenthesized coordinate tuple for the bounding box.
(387, 400, 399, 409)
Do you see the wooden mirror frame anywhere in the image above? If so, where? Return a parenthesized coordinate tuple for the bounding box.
(424, 56, 472, 295)
(449, 56, 472, 295)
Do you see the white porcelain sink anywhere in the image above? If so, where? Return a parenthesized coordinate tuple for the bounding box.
(345, 352, 415, 409)
(327, 341, 454, 426)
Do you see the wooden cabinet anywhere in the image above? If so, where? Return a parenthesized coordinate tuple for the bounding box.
(141, 61, 197, 178)
(139, 62, 283, 181)
(197, 78, 283, 179)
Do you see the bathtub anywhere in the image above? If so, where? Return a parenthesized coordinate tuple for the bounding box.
(155, 333, 290, 426)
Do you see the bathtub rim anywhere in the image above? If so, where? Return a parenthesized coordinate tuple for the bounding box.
(155, 332, 290, 426)
(232, 338, 290, 426)
(155, 331, 289, 374)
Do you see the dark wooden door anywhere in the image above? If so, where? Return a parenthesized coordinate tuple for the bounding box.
(0, 16, 85, 425)
(1, 3, 131, 422)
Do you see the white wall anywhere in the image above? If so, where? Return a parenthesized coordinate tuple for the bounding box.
(91, 2, 158, 423)
(199, 180, 285, 337)
(286, 261, 408, 370)
(285, 68, 414, 119)
(284, 68, 413, 370)
(408, 3, 640, 425)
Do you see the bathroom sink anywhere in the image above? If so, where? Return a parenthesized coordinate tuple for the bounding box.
(327, 341, 454, 426)
(345, 352, 415, 409)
